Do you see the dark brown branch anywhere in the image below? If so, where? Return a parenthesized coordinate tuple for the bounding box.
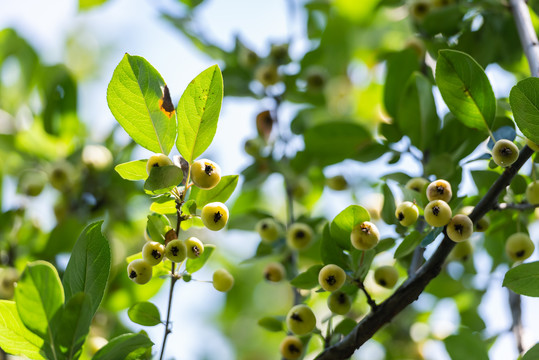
(493, 202, 539, 211)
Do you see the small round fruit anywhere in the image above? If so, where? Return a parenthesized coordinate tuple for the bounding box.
(146, 154, 173, 175)
(256, 218, 281, 243)
(458, 206, 489, 232)
(49, 162, 73, 190)
(424, 200, 452, 227)
(263, 262, 286, 282)
(526, 138, 539, 152)
(127, 259, 152, 285)
(410, 0, 431, 20)
(212, 268, 234, 292)
(405, 177, 429, 193)
(286, 223, 314, 250)
(318, 264, 346, 292)
(446, 214, 473, 242)
(201, 202, 229, 231)
(286, 304, 316, 335)
(492, 139, 519, 168)
(185, 237, 204, 259)
(19, 171, 47, 197)
(82, 144, 113, 171)
(165, 239, 187, 262)
(244, 138, 264, 157)
(350, 221, 380, 250)
(374, 266, 399, 289)
(426, 179, 452, 202)
(0, 267, 19, 299)
(191, 159, 221, 190)
(279, 336, 303, 360)
(255, 64, 280, 86)
(450, 241, 473, 261)
(505, 233, 535, 261)
(395, 201, 419, 226)
(326, 175, 348, 191)
(327, 291, 351, 315)
(526, 181, 539, 205)
(141, 241, 166, 266)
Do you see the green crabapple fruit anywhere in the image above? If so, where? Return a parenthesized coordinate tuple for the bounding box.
(286, 304, 316, 335)
(450, 241, 473, 261)
(526, 181, 539, 205)
(526, 138, 539, 152)
(212, 268, 234, 292)
(49, 162, 74, 190)
(492, 139, 519, 168)
(255, 218, 281, 242)
(424, 200, 452, 227)
(82, 144, 113, 171)
(185, 237, 205, 259)
(426, 179, 452, 202)
(446, 214, 473, 242)
(244, 138, 264, 157)
(405, 177, 429, 193)
(286, 223, 314, 250)
(350, 221, 380, 250)
(279, 336, 303, 360)
(201, 202, 229, 231)
(410, 0, 431, 20)
(165, 239, 187, 262)
(374, 266, 399, 289)
(127, 259, 153, 285)
(255, 64, 280, 86)
(191, 159, 221, 190)
(327, 291, 352, 315)
(141, 241, 166, 266)
(458, 206, 489, 232)
(505, 233, 535, 262)
(264, 262, 286, 282)
(395, 201, 419, 226)
(326, 175, 348, 191)
(318, 264, 346, 292)
(146, 153, 173, 175)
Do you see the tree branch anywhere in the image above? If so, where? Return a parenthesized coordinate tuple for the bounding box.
(508, 290, 524, 355)
(493, 202, 539, 211)
(510, 0, 539, 77)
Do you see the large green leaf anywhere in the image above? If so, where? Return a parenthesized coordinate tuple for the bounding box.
(503, 261, 539, 297)
(55, 293, 93, 360)
(509, 77, 539, 144)
(0, 300, 46, 360)
(444, 328, 489, 360)
(176, 65, 223, 163)
(114, 160, 148, 181)
(394, 231, 422, 259)
(189, 175, 238, 207)
(436, 50, 495, 131)
(107, 54, 176, 154)
(320, 224, 349, 269)
(63, 221, 111, 317)
(330, 205, 370, 250)
(384, 48, 420, 118)
(522, 343, 539, 360)
(144, 165, 183, 195)
(128, 302, 162, 327)
(93, 333, 153, 360)
(185, 244, 216, 274)
(290, 265, 324, 290)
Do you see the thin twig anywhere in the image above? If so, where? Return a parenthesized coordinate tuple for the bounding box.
(493, 202, 539, 211)
(510, 0, 539, 77)
(508, 289, 524, 355)
(354, 279, 377, 311)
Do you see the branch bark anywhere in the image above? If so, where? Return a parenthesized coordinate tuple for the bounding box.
(510, 0, 539, 77)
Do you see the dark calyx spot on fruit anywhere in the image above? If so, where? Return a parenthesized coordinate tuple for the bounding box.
(436, 185, 445, 194)
(361, 224, 371, 234)
(432, 206, 440, 216)
(296, 230, 305, 238)
(204, 164, 214, 176)
(454, 224, 464, 235)
(289, 344, 301, 354)
(338, 293, 346, 304)
(192, 246, 200, 257)
(291, 313, 303, 322)
(412, 186, 420, 192)
(461, 255, 469, 261)
(326, 275, 336, 286)
(159, 85, 175, 118)
(151, 249, 162, 259)
(214, 211, 223, 223)
(129, 270, 137, 279)
(264, 271, 272, 281)
(261, 222, 268, 230)
(515, 250, 525, 258)
(152, 162, 159, 168)
(379, 279, 387, 286)
(500, 147, 513, 156)
(171, 246, 179, 256)
(415, 3, 428, 14)
(398, 212, 405, 221)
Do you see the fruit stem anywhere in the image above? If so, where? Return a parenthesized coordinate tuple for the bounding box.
(354, 278, 377, 311)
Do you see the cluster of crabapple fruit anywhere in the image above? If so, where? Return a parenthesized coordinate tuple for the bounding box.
(126, 154, 234, 292)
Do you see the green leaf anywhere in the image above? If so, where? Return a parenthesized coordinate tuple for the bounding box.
(290, 265, 324, 290)
(114, 160, 148, 181)
(63, 221, 111, 318)
(436, 49, 495, 131)
(150, 197, 177, 214)
(93, 333, 153, 360)
(55, 293, 93, 360)
(394, 231, 422, 259)
(331, 205, 370, 250)
(503, 261, 539, 297)
(181, 199, 197, 216)
(522, 343, 539, 360)
(420, 227, 444, 247)
(146, 213, 172, 243)
(257, 317, 284, 332)
(107, 54, 176, 154)
(509, 77, 539, 144)
(444, 328, 489, 360)
(128, 302, 162, 326)
(176, 65, 223, 163)
(381, 184, 396, 225)
(144, 165, 183, 195)
(321, 224, 349, 269)
(189, 175, 238, 207)
(384, 48, 420, 118)
(15, 261, 64, 340)
(0, 300, 46, 360)
(333, 318, 357, 336)
(185, 244, 215, 274)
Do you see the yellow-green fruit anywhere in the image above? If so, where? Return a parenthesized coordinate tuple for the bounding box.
(492, 139, 519, 168)
(326, 175, 348, 191)
(327, 291, 351, 315)
(82, 144, 113, 171)
(141, 241, 166, 266)
(505, 233, 535, 261)
(0, 267, 19, 299)
(255, 64, 280, 86)
(185, 237, 204, 259)
(49, 162, 73, 190)
(127, 259, 152, 285)
(426, 179, 452, 203)
(191, 159, 221, 190)
(146, 153, 173, 175)
(165, 239, 187, 262)
(350, 221, 380, 250)
(256, 218, 281, 242)
(405, 177, 429, 193)
(286, 223, 314, 250)
(264, 262, 286, 282)
(286, 304, 316, 335)
(446, 214, 473, 242)
(374, 266, 399, 289)
(279, 336, 303, 360)
(526, 138, 539, 152)
(318, 264, 346, 292)
(526, 181, 539, 205)
(244, 138, 264, 157)
(201, 202, 229, 231)
(450, 241, 473, 261)
(433, 0, 454, 7)
(395, 201, 419, 226)
(458, 206, 489, 232)
(424, 200, 452, 227)
(212, 268, 234, 292)
(410, 0, 431, 20)
(19, 171, 47, 197)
